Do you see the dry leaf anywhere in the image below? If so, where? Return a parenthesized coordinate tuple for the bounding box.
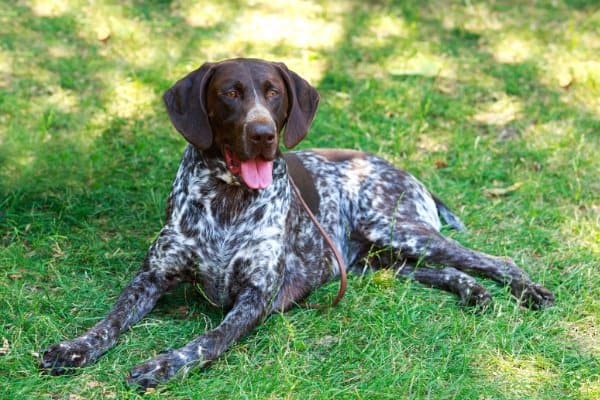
(96, 25, 111, 43)
(434, 159, 448, 169)
(558, 70, 573, 89)
(0, 338, 9, 356)
(483, 182, 524, 197)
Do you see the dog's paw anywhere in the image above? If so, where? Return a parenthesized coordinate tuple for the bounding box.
(513, 282, 555, 310)
(40, 340, 93, 375)
(459, 284, 492, 309)
(127, 353, 181, 389)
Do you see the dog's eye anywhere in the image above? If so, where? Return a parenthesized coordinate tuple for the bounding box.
(265, 89, 279, 99)
(223, 90, 239, 99)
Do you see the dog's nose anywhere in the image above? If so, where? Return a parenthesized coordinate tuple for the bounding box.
(247, 122, 276, 146)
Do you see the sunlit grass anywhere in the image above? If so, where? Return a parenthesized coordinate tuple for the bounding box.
(472, 93, 523, 125)
(105, 78, 157, 119)
(475, 352, 558, 398)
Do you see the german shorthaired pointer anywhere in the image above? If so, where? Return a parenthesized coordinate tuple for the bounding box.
(41, 58, 554, 388)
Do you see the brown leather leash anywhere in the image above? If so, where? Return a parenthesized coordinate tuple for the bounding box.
(287, 173, 348, 309)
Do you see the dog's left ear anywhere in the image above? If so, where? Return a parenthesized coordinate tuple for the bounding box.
(275, 63, 320, 149)
(163, 62, 215, 150)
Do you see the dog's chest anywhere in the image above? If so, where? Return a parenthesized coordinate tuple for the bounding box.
(168, 156, 290, 303)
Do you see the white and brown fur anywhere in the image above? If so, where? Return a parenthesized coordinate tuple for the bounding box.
(41, 58, 554, 388)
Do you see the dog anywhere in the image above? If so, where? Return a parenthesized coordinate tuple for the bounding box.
(41, 58, 554, 388)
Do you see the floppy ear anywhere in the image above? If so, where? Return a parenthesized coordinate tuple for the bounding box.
(163, 62, 215, 150)
(276, 63, 320, 149)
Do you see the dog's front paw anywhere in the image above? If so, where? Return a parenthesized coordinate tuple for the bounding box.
(127, 353, 182, 389)
(513, 282, 555, 309)
(40, 340, 93, 375)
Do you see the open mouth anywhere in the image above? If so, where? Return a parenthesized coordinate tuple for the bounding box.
(223, 146, 273, 190)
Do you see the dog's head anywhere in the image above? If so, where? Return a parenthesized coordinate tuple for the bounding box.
(163, 58, 319, 189)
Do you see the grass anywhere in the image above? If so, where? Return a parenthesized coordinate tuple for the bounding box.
(1, 0, 599, 398)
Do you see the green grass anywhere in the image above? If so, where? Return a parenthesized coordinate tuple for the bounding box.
(1, 0, 599, 398)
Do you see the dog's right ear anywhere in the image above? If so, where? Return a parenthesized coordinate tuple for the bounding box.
(163, 62, 215, 150)
(275, 63, 320, 149)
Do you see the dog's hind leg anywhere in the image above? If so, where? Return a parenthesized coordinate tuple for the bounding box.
(358, 220, 554, 309)
(357, 249, 491, 307)
(397, 263, 491, 307)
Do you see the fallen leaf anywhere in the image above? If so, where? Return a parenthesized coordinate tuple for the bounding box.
(558, 70, 573, 89)
(434, 159, 448, 169)
(483, 182, 524, 197)
(96, 25, 111, 43)
(0, 338, 9, 356)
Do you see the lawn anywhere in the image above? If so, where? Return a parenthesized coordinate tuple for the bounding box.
(1, 0, 598, 399)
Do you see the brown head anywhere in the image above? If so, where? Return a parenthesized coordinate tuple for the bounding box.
(163, 58, 320, 189)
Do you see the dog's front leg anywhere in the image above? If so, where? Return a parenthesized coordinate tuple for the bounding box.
(127, 285, 272, 389)
(41, 229, 189, 374)
(40, 270, 174, 374)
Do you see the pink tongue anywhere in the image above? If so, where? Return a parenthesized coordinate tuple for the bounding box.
(240, 159, 273, 189)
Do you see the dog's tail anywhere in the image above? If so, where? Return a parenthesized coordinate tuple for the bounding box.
(432, 195, 467, 231)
